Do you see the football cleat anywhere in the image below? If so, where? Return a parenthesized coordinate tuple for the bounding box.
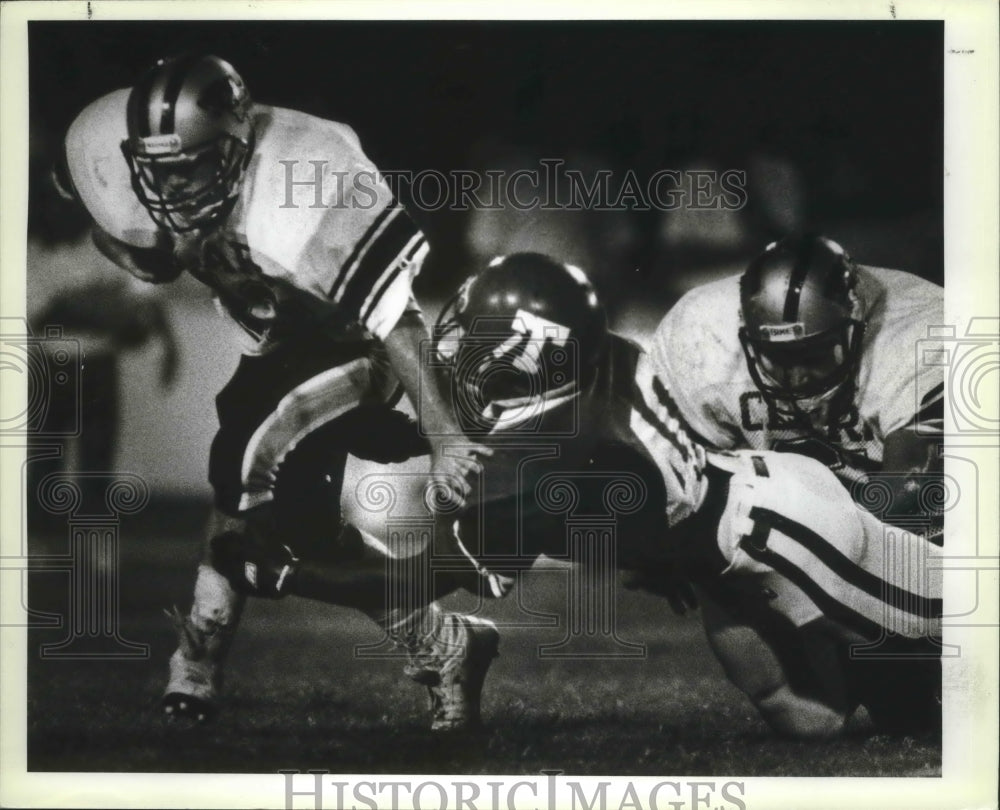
(403, 614, 500, 732)
(162, 691, 215, 724)
(161, 605, 223, 723)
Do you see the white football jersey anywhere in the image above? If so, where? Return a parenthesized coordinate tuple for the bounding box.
(648, 266, 944, 482)
(64, 90, 428, 348)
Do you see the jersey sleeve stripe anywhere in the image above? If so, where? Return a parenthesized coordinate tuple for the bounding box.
(907, 382, 945, 432)
(920, 381, 945, 405)
(750, 506, 942, 619)
(327, 203, 399, 300)
(631, 384, 691, 468)
(651, 375, 715, 451)
(360, 234, 427, 325)
(337, 209, 422, 320)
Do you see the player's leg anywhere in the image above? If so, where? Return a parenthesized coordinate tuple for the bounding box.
(204, 395, 498, 731)
(844, 508, 942, 735)
(162, 507, 246, 721)
(708, 450, 942, 734)
(294, 523, 500, 732)
(209, 508, 500, 731)
(713, 450, 942, 642)
(271, 408, 500, 732)
(697, 582, 853, 738)
(161, 340, 374, 721)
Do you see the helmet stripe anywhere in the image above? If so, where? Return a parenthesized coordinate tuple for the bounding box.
(159, 54, 202, 135)
(127, 68, 158, 138)
(781, 237, 816, 322)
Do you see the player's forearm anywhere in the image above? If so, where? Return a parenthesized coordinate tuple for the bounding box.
(699, 587, 790, 700)
(382, 308, 490, 511)
(876, 428, 943, 519)
(91, 224, 182, 284)
(382, 310, 461, 440)
(698, 586, 849, 738)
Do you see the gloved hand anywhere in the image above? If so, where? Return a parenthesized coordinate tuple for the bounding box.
(210, 529, 300, 598)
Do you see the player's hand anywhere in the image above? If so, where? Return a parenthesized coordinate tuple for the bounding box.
(210, 529, 299, 598)
(427, 438, 492, 511)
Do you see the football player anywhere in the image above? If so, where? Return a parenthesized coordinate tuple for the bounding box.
(640, 233, 944, 736)
(58, 54, 496, 730)
(452, 251, 942, 737)
(648, 233, 944, 518)
(223, 252, 942, 738)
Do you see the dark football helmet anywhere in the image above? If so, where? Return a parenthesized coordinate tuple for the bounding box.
(738, 234, 866, 417)
(121, 55, 255, 233)
(434, 252, 608, 430)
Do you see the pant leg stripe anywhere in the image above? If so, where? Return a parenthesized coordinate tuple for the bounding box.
(750, 506, 941, 619)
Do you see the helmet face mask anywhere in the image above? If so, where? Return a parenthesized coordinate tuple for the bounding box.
(123, 134, 252, 232)
(738, 235, 866, 421)
(433, 253, 606, 433)
(121, 55, 255, 233)
(740, 319, 863, 412)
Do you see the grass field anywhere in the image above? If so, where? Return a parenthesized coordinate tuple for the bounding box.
(25, 500, 941, 778)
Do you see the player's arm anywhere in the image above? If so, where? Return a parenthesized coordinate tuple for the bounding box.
(50, 147, 181, 285)
(91, 223, 182, 284)
(870, 310, 945, 522)
(881, 426, 942, 502)
(324, 177, 493, 507)
(875, 373, 944, 527)
(698, 584, 849, 738)
(382, 308, 492, 507)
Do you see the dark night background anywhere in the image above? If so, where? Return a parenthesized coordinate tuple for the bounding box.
(29, 20, 943, 291)
(24, 19, 943, 492)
